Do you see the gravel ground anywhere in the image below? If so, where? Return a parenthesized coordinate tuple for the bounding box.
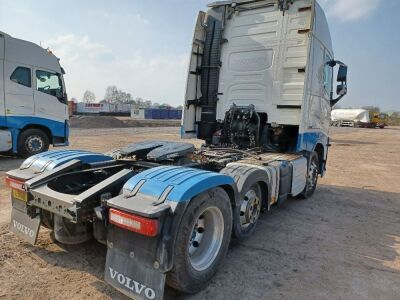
(0, 126, 399, 300)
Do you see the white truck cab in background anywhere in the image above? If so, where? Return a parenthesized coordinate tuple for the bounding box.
(0, 31, 69, 157)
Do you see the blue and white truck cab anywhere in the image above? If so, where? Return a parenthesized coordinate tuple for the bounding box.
(182, 0, 347, 176)
(5, 1, 347, 299)
(0, 31, 69, 157)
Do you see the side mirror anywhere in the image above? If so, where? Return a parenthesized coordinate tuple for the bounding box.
(336, 84, 347, 96)
(57, 91, 68, 104)
(55, 89, 63, 99)
(329, 60, 348, 107)
(337, 65, 347, 82)
(63, 93, 68, 105)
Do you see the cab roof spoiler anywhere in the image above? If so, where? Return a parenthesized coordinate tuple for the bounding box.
(208, 0, 278, 7)
(208, 0, 294, 13)
(0, 31, 11, 38)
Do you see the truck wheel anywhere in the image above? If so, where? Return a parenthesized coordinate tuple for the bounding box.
(298, 152, 319, 199)
(18, 129, 50, 158)
(233, 183, 262, 240)
(167, 187, 232, 293)
(220, 165, 268, 241)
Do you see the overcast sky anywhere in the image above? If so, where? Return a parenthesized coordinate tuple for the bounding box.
(0, 0, 399, 111)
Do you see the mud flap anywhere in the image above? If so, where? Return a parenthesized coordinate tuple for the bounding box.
(105, 227, 166, 300)
(9, 207, 40, 245)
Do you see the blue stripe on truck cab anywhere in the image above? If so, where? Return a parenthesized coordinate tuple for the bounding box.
(5, 116, 69, 153)
(122, 166, 235, 203)
(0, 116, 6, 127)
(296, 131, 328, 153)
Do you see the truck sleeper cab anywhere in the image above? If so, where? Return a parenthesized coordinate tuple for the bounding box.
(182, 0, 347, 174)
(0, 31, 69, 157)
(6, 1, 347, 300)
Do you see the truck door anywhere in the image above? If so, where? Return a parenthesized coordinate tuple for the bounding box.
(4, 61, 34, 116)
(33, 68, 67, 122)
(321, 51, 333, 132)
(306, 37, 330, 131)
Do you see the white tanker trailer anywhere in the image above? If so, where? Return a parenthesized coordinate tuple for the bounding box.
(331, 109, 370, 127)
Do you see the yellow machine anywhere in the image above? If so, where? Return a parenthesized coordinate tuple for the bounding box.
(370, 112, 388, 128)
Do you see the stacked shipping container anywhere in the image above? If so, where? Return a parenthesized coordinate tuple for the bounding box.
(144, 109, 182, 120)
(70, 102, 182, 120)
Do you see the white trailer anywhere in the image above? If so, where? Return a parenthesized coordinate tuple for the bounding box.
(331, 109, 370, 127)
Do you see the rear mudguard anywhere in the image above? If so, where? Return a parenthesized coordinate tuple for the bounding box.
(220, 164, 273, 240)
(221, 164, 272, 210)
(7, 150, 114, 239)
(21, 150, 113, 172)
(105, 166, 238, 300)
(7, 150, 113, 181)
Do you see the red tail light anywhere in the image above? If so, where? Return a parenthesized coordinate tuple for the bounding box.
(5, 177, 25, 191)
(109, 208, 159, 237)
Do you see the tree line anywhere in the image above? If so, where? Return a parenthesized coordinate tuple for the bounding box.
(81, 85, 182, 109)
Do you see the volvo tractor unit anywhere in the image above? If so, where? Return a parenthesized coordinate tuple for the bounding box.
(0, 31, 69, 157)
(6, 1, 347, 299)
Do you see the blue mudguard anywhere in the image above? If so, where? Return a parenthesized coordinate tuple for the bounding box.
(19, 150, 113, 173)
(105, 166, 237, 300)
(122, 166, 235, 203)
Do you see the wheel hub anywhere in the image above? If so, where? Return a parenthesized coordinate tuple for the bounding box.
(25, 135, 44, 152)
(307, 160, 318, 190)
(188, 207, 224, 272)
(239, 189, 261, 228)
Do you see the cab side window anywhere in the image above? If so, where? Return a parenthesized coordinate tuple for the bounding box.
(10, 67, 31, 88)
(324, 53, 333, 95)
(36, 70, 63, 99)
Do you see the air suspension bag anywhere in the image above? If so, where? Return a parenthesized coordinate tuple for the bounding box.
(53, 215, 93, 245)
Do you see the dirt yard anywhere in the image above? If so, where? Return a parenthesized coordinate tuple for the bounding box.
(0, 127, 399, 300)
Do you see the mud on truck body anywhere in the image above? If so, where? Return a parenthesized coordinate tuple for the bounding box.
(6, 1, 347, 299)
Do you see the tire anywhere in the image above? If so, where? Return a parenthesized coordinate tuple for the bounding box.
(298, 152, 319, 199)
(220, 165, 268, 241)
(166, 187, 233, 294)
(233, 182, 262, 240)
(17, 128, 50, 158)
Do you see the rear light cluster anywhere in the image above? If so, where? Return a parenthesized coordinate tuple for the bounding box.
(109, 208, 159, 237)
(5, 177, 25, 191)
